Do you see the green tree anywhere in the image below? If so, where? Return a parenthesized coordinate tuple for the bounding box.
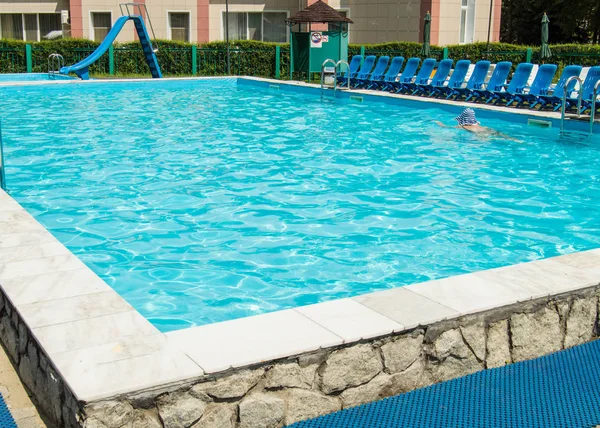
(501, 0, 599, 44)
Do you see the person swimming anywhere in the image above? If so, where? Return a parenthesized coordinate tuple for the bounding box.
(436, 108, 517, 140)
(454, 108, 487, 133)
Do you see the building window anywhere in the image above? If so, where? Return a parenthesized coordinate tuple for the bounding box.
(459, 0, 476, 44)
(91, 12, 111, 41)
(0, 13, 61, 41)
(40, 14, 62, 39)
(169, 12, 190, 42)
(223, 12, 287, 43)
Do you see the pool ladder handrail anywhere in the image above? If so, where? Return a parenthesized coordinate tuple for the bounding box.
(320, 59, 351, 98)
(119, 3, 159, 53)
(0, 120, 6, 191)
(48, 53, 64, 75)
(589, 80, 600, 136)
(321, 59, 338, 98)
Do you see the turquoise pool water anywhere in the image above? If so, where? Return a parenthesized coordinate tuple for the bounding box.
(2, 78, 600, 332)
(0, 73, 75, 82)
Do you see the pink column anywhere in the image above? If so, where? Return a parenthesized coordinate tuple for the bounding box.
(69, 0, 83, 38)
(197, 0, 209, 43)
(492, 0, 502, 42)
(419, 0, 440, 45)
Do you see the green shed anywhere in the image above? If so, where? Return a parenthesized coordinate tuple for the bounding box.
(286, 0, 353, 80)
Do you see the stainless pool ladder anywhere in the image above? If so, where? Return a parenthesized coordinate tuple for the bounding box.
(559, 76, 599, 138)
(119, 2, 159, 53)
(48, 53, 64, 75)
(0, 120, 6, 191)
(320, 59, 351, 98)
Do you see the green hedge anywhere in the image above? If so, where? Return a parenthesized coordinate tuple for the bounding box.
(0, 38, 598, 78)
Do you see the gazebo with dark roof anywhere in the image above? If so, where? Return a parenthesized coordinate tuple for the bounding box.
(287, 0, 353, 80)
(286, 0, 353, 26)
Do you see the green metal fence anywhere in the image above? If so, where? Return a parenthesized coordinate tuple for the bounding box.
(0, 43, 598, 79)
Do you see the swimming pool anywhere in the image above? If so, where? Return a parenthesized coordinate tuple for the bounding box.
(0, 73, 75, 83)
(1, 78, 599, 332)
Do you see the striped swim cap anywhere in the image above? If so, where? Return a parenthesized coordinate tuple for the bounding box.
(454, 108, 479, 126)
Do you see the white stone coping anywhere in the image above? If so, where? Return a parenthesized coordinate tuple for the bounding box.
(1, 77, 599, 403)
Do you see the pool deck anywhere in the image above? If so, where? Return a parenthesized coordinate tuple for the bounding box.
(0, 76, 599, 426)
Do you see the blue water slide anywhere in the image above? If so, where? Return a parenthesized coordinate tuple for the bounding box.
(59, 15, 162, 80)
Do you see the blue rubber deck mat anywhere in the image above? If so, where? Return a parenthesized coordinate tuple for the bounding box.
(290, 339, 600, 428)
(0, 392, 16, 428)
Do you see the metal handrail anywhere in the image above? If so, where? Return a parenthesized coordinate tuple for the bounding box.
(336, 60, 350, 91)
(0, 120, 6, 191)
(590, 80, 600, 136)
(321, 59, 337, 98)
(560, 76, 582, 135)
(119, 3, 159, 53)
(48, 53, 64, 74)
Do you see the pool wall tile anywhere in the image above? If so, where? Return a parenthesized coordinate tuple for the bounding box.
(18, 291, 133, 329)
(51, 334, 204, 402)
(32, 310, 159, 355)
(353, 287, 460, 328)
(0, 269, 111, 306)
(294, 298, 405, 342)
(166, 309, 344, 373)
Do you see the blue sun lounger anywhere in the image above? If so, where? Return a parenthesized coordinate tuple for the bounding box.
(536, 65, 583, 111)
(469, 61, 512, 103)
(355, 56, 389, 88)
(373, 56, 405, 90)
(449, 60, 491, 101)
(577, 66, 600, 114)
(401, 58, 437, 94)
(415, 59, 453, 95)
(511, 64, 557, 107)
(430, 60, 470, 98)
(390, 57, 420, 93)
(337, 55, 362, 86)
(489, 62, 534, 105)
(349, 55, 376, 87)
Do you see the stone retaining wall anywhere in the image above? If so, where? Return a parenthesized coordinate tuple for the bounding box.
(0, 291, 80, 428)
(76, 286, 599, 428)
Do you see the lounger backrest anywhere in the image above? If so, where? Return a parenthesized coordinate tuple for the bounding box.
(507, 63, 534, 94)
(384, 57, 405, 82)
(430, 59, 453, 86)
(486, 61, 512, 91)
(466, 60, 491, 90)
(400, 57, 421, 83)
(414, 58, 437, 84)
(338, 55, 362, 78)
(447, 60, 471, 88)
(580, 66, 600, 100)
(529, 64, 557, 96)
(552, 65, 583, 99)
(369, 56, 390, 80)
(356, 56, 376, 79)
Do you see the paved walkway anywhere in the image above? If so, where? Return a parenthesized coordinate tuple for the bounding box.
(0, 342, 52, 428)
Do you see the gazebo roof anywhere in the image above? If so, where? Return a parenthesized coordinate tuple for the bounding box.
(286, 0, 353, 24)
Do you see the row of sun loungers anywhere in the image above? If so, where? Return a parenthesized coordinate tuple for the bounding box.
(337, 55, 600, 114)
